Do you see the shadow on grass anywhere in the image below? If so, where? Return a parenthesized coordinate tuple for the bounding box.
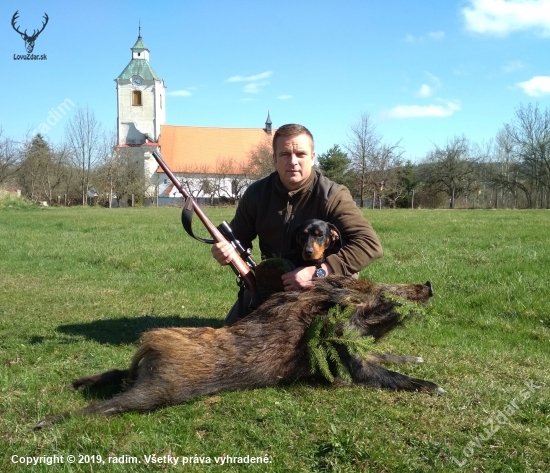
(42, 315, 224, 346)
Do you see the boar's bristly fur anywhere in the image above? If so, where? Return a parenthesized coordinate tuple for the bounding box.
(34, 276, 442, 429)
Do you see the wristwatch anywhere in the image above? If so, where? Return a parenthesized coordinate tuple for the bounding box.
(314, 263, 327, 279)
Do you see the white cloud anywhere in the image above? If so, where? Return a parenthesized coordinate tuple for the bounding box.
(404, 31, 446, 42)
(502, 60, 525, 72)
(226, 71, 272, 94)
(416, 84, 433, 98)
(226, 71, 273, 82)
(382, 100, 461, 119)
(243, 81, 269, 94)
(462, 0, 550, 36)
(415, 73, 441, 97)
(167, 90, 192, 97)
(517, 76, 550, 96)
(429, 31, 446, 40)
(277, 95, 293, 100)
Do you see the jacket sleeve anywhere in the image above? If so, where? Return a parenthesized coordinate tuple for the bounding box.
(228, 187, 258, 252)
(323, 187, 383, 276)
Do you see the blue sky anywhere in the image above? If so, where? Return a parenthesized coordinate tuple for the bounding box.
(2, 0, 550, 161)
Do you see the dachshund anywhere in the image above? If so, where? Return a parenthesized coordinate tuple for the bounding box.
(294, 219, 341, 264)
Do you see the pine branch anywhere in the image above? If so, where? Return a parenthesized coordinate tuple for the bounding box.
(305, 305, 375, 383)
(382, 293, 428, 320)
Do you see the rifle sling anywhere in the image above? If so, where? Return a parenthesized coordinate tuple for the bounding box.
(181, 196, 215, 244)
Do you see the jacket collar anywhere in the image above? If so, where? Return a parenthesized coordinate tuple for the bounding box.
(274, 170, 317, 197)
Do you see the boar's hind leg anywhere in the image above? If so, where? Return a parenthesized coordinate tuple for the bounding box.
(76, 380, 169, 417)
(349, 354, 445, 394)
(33, 380, 165, 430)
(33, 369, 134, 430)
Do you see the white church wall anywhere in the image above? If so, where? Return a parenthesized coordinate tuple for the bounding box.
(118, 83, 157, 144)
(153, 172, 253, 206)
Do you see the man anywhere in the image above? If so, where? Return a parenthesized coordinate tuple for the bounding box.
(212, 123, 383, 324)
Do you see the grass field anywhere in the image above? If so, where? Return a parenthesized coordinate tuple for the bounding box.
(0, 203, 549, 472)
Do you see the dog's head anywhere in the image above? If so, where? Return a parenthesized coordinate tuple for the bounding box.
(293, 219, 341, 264)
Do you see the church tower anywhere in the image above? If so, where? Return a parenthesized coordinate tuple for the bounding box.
(115, 30, 166, 146)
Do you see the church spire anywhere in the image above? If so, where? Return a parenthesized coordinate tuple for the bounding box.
(265, 111, 272, 135)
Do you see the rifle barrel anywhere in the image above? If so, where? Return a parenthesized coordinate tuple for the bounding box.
(151, 151, 260, 310)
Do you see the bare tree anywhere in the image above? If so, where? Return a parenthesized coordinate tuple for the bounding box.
(345, 112, 402, 207)
(488, 128, 531, 208)
(65, 107, 104, 205)
(247, 137, 274, 179)
(211, 156, 253, 203)
(53, 142, 78, 205)
(0, 128, 20, 186)
(91, 130, 147, 207)
(173, 163, 212, 201)
(420, 135, 478, 209)
(503, 103, 550, 208)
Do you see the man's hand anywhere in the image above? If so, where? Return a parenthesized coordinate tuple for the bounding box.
(281, 262, 333, 291)
(211, 241, 236, 266)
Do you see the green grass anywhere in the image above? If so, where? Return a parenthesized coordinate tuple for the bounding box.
(1, 206, 549, 472)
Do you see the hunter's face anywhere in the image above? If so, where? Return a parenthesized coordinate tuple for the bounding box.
(273, 134, 316, 191)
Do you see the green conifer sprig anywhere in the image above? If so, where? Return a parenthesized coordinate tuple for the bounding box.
(305, 305, 375, 383)
(383, 293, 428, 320)
(305, 294, 428, 383)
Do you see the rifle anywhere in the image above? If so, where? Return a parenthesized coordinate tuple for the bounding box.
(151, 151, 261, 311)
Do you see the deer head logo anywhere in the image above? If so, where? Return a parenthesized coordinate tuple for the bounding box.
(11, 11, 49, 54)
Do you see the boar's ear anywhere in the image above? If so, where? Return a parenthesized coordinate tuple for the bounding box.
(425, 281, 433, 297)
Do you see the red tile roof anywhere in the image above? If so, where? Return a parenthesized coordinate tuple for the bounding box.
(158, 124, 272, 173)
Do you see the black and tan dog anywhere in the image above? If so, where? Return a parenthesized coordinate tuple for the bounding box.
(34, 276, 443, 429)
(294, 219, 341, 264)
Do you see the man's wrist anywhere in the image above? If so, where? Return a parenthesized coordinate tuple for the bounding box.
(312, 262, 333, 279)
(321, 262, 333, 275)
(314, 264, 326, 279)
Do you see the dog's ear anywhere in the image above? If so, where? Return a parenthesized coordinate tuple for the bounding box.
(327, 223, 341, 243)
(292, 223, 305, 247)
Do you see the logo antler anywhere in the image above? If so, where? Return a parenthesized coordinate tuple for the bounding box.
(11, 11, 49, 54)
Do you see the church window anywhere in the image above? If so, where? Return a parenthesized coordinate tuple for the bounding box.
(133, 90, 142, 106)
(160, 94, 163, 109)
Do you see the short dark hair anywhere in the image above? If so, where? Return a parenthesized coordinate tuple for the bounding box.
(272, 124, 314, 153)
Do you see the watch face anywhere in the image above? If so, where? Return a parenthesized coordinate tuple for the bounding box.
(315, 266, 327, 278)
(132, 77, 142, 86)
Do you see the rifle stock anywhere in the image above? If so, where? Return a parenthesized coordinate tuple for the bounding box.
(151, 150, 260, 310)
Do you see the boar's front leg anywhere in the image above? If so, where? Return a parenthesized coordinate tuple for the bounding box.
(347, 353, 445, 394)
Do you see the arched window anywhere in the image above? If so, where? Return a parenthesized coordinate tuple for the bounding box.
(132, 90, 142, 106)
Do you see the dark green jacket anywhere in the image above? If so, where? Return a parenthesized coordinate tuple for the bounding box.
(231, 170, 382, 276)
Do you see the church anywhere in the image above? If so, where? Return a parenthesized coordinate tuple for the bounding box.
(114, 32, 274, 204)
